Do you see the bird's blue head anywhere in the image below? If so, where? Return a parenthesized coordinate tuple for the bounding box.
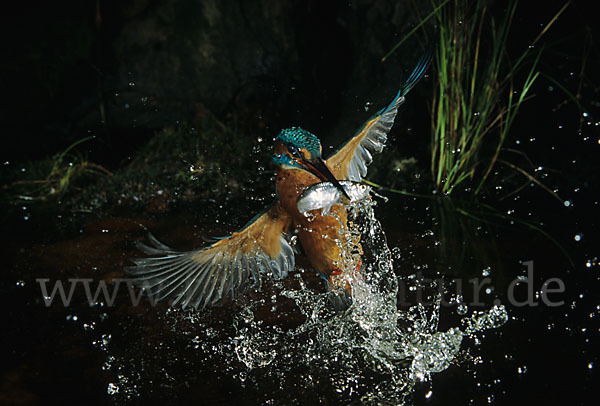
(273, 127, 322, 168)
(273, 127, 349, 198)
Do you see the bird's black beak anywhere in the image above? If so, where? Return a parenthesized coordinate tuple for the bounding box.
(303, 157, 350, 199)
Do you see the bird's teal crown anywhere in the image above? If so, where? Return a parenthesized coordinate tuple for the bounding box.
(276, 127, 321, 159)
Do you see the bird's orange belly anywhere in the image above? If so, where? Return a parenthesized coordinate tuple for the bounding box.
(276, 167, 362, 291)
(295, 205, 361, 288)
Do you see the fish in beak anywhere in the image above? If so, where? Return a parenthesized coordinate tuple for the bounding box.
(301, 157, 350, 200)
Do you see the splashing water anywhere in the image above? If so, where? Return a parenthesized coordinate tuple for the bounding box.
(225, 197, 508, 403)
(102, 196, 508, 403)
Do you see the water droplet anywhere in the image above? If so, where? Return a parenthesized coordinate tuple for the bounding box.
(107, 382, 119, 395)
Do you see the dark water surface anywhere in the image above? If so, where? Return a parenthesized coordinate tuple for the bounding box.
(1, 183, 597, 404)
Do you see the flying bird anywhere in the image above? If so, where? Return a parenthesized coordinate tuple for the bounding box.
(128, 55, 430, 309)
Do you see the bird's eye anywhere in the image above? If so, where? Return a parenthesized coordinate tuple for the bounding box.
(288, 145, 298, 155)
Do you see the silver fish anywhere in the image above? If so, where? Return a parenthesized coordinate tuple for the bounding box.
(297, 181, 371, 215)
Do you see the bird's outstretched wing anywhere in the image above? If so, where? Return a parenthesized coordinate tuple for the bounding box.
(327, 54, 431, 181)
(127, 201, 294, 309)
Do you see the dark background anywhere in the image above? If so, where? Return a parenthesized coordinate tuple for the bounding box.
(1, 0, 428, 165)
(3, 0, 595, 168)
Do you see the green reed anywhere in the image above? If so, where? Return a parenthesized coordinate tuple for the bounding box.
(430, 0, 568, 195)
(3, 137, 112, 202)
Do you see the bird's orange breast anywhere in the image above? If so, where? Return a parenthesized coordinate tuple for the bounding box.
(276, 166, 357, 286)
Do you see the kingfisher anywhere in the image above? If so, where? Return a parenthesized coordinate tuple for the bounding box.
(128, 55, 430, 309)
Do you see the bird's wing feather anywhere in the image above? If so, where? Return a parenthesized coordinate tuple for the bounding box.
(327, 54, 431, 181)
(127, 201, 294, 309)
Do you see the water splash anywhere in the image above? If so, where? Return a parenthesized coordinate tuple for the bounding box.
(224, 197, 509, 403)
(101, 196, 508, 403)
